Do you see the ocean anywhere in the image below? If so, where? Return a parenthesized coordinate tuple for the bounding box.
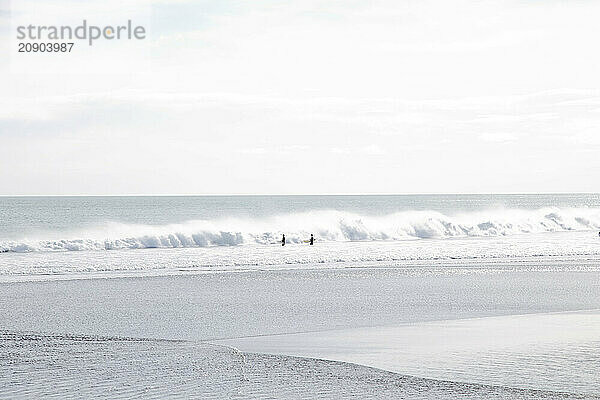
(1, 194, 600, 278)
(1, 194, 599, 399)
(2, 194, 600, 240)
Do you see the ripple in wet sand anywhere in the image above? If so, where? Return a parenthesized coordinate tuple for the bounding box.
(1, 331, 597, 399)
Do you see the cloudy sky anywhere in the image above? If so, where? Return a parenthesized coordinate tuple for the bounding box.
(1, 0, 600, 195)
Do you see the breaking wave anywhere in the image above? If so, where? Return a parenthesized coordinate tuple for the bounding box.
(1, 207, 600, 253)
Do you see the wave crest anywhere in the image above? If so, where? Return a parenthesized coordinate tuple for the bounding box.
(1, 207, 599, 253)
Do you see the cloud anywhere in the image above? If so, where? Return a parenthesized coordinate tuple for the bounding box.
(238, 147, 268, 155)
(330, 145, 386, 156)
(2, 1, 600, 193)
(478, 133, 518, 143)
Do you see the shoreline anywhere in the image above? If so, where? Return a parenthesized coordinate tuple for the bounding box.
(2, 248, 600, 284)
(2, 327, 597, 399)
(216, 310, 600, 395)
(1, 255, 599, 398)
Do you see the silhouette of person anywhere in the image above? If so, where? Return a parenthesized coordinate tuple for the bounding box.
(282, 234, 286, 246)
(309, 234, 314, 245)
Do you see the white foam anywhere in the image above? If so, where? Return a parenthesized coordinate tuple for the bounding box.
(1, 207, 599, 253)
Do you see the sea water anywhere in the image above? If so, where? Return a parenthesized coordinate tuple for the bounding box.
(1, 194, 599, 273)
(1, 194, 599, 398)
(1, 194, 600, 279)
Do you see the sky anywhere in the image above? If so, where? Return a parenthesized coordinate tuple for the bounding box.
(1, 0, 600, 195)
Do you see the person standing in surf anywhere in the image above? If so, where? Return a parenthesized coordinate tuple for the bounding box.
(282, 234, 286, 246)
(309, 234, 314, 245)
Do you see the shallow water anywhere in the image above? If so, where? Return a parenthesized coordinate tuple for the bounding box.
(2, 259, 599, 340)
(219, 310, 600, 395)
(1, 257, 599, 398)
(1, 232, 600, 280)
(1, 331, 596, 400)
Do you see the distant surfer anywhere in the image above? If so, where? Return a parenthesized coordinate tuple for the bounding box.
(282, 234, 286, 246)
(309, 234, 314, 245)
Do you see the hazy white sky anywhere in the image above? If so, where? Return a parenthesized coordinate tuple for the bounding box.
(1, 0, 600, 195)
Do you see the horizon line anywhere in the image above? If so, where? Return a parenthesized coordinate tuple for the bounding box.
(1, 192, 599, 197)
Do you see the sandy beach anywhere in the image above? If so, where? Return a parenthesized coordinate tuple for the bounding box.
(4, 0, 600, 395)
(2, 254, 599, 398)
